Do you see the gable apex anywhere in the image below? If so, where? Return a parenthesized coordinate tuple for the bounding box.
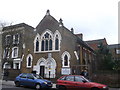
(36, 10, 59, 33)
(46, 9, 50, 15)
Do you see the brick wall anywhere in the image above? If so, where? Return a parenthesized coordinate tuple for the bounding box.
(4, 69, 21, 80)
(91, 71, 120, 88)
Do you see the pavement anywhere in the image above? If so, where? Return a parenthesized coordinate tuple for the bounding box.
(1, 80, 56, 88)
(1, 80, 15, 86)
(1, 80, 120, 90)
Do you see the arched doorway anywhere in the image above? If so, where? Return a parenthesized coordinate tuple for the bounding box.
(39, 61, 45, 78)
(46, 58, 56, 78)
(36, 58, 46, 78)
(35, 57, 56, 78)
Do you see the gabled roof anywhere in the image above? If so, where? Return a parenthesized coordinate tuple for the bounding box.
(36, 10, 75, 34)
(36, 10, 59, 33)
(86, 38, 108, 45)
(85, 38, 108, 50)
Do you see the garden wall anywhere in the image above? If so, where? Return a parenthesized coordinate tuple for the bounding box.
(91, 71, 120, 88)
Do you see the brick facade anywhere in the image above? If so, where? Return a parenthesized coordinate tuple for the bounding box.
(2, 10, 95, 80)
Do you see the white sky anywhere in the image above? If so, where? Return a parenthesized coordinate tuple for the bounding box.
(0, 0, 119, 44)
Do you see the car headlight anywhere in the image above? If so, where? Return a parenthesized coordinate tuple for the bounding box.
(103, 86, 107, 89)
(44, 82, 47, 84)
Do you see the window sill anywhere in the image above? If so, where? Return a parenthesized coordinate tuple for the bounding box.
(26, 67, 32, 68)
(62, 66, 70, 68)
(11, 57, 18, 59)
(34, 50, 60, 53)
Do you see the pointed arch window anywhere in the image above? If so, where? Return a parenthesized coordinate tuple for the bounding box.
(55, 37, 59, 50)
(41, 32, 53, 51)
(49, 39, 52, 50)
(54, 30, 61, 51)
(26, 54, 33, 68)
(64, 55, 68, 66)
(36, 38, 39, 52)
(62, 51, 71, 67)
(41, 40, 44, 51)
(34, 34, 40, 53)
(45, 40, 48, 51)
(28, 57, 31, 66)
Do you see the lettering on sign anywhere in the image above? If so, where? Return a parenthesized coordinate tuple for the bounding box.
(61, 68, 71, 75)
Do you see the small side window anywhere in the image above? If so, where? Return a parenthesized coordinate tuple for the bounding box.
(27, 74, 34, 79)
(75, 76, 84, 82)
(66, 76, 74, 81)
(20, 74, 27, 78)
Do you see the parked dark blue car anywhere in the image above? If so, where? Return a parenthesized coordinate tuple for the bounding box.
(14, 73, 53, 89)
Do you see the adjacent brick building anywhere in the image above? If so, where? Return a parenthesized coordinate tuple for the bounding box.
(108, 44, 120, 61)
(86, 38, 108, 71)
(86, 38, 108, 51)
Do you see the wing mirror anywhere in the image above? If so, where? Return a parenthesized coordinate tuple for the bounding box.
(32, 78, 34, 80)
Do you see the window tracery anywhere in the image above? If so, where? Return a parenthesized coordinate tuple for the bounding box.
(34, 30, 61, 53)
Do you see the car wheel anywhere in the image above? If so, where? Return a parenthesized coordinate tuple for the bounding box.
(92, 87, 100, 90)
(15, 81, 20, 87)
(58, 85, 66, 90)
(35, 84, 41, 90)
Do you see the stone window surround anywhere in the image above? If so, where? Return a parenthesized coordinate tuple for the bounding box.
(13, 58, 21, 69)
(5, 35, 11, 45)
(3, 47, 10, 59)
(11, 47, 18, 58)
(3, 62, 11, 69)
(13, 33, 20, 44)
(26, 54, 33, 68)
(34, 29, 62, 53)
(61, 51, 71, 67)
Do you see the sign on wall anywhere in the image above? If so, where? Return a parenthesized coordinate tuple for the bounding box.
(33, 65, 37, 71)
(61, 68, 71, 75)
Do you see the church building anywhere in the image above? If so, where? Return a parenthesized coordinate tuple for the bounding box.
(2, 10, 95, 80)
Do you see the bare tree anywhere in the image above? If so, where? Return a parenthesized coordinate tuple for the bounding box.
(0, 21, 13, 28)
(0, 20, 13, 80)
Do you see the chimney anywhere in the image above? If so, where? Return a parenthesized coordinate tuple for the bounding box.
(76, 33, 83, 40)
(71, 28, 74, 34)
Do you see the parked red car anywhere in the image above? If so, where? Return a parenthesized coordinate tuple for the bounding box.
(56, 75, 109, 90)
